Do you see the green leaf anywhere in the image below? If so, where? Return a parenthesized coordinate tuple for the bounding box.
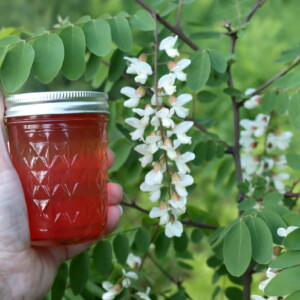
(1, 42, 35, 92)
(225, 287, 243, 300)
(205, 141, 216, 160)
(275, 92, 289, 115)
(93, 240, 112, 276)
(108, 49, 126, 82)
(283, 228, 300, 250)
(51, 263, 68, 300)
(130, 10, 155, 31)
(238, 198, 256, 211)
(0, 35, 20, 47)
(0, 47, 8, 67)
(109, 15, 132, 52)
(262, 92, 276, 114)
(193, 142, 207, 166)
(84, 53, 101, 81)
(109, 138, 132, 173)
(270, 250, 300, 269)
(265, 265, 300, 296)
(173, 231, 188, 252)
(134, 228, 151, 255)
(155, 231, 171, 258)
(258, 209, 286, 244)
(223, 88, 243, 97)
(283, 213, 300, 226)
(289, 93, 300, 129)
(113, 234, 129, 264)
(245, 217, 273, 264)
(69, 252, 89, 295)
(286, 153, 300, 170)
(187, 50, 211, 91)
(285, 290, 300, 300)
(191, 228, 204, 243)
(197, 90, 217, 103)
(208, 49, 227, 73)
(32, 33, 64, 84)
(223, 220, 252, 276)
(59, 26, 86, 80)
(83, 19, 112, 57)
(263, 192, 284, 205)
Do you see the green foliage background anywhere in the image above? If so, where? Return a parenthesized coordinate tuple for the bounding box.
(2, 0, 300, 299)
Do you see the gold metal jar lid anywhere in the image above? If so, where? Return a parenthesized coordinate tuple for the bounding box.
(4, 91, 109, 117)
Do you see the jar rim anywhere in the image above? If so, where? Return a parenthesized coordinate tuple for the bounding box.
(5, 91, 109, 118)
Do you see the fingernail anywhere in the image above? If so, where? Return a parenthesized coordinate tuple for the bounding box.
(117, 204, 123, 215)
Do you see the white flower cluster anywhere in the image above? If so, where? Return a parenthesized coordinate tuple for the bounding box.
(102, 253, 151, 300)
(240, 97, 293, 194)
(121, 36, 195, 238)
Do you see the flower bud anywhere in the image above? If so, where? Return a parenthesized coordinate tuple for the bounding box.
(159, 201, 169, 210)
(172, 172, 180, 182)
(167, 61, 177, 70)
(168, 95, 177, 105)
(136, 86, 146, 97)
(171, 191, 180, 202)
(114, 284, 122, 291)
(138, 53, 147, 62)
(153, 161, 162, 173)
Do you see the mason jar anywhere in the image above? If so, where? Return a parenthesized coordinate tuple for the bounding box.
(4, 91, 109, 246)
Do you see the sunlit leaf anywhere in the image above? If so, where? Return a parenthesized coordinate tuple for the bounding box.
(223, 220, 252, 276)
(83, 19, 112, 56)
(130, 10, 155, 31)
(208, 49, 227, 73)
(32, 33, 64, 83)
(59, 26, 86, 80)
(270, 250, 300, 269)
(1, 42, 35, 92)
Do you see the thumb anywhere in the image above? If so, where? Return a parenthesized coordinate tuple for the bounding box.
(0, 91, 14, 172)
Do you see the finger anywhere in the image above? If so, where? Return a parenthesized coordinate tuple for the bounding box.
(107, 182, 123, 206)
(0, 91, 13, 171)
(105, 205, 122, 235)
(107, 149, 114, 169)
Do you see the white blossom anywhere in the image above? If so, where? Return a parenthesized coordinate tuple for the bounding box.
(169, 58, 191, 81)
(158, 73, 177, 95)
(134, 135, 161, 167)
(243, 89, 262, 110)
(102, 281, 121, 300)
(170, 121, 193, 145)
(240, 114, 270, 137)
(240, 133, 257, 153)
(165, 217, 183, 237)
(277, 226, 298, 237)
(258, 268, 277, 292)
(121, 269, 138, 288)
(241, 153, 260, 175)
(124, 56, 153, 84)
(125, 117, 149, 141)
(175, 151, 195, 173)
(272, 172, 290, 193)
(266, 131, 293, 152)
(136, 287, 151, 300)
(168, 196, 187, 216)
(172, 172, 194, 197)
(140, 182, 162, 202)
(159, 35, 179, 58)
(120, 86, 145, 108)
(149, 203, 170, 225)
(127, 253, 142, 269)
(145, 164, 164, 186)
(151, 107, 175, 130)
(273, 155, 287, 170)
(169, 94, 192, 118)
(159, 138, 178, 160)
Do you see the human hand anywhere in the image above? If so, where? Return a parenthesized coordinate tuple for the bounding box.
(0, 94, 123, 300)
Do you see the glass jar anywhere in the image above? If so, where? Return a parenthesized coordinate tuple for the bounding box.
(4, 91, 109, 246)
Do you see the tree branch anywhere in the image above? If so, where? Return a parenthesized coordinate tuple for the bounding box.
(247, 56, 300, 98)
(244, 0, 267, 24)
(181, 220, 218, 230)
(135, 0, 199, 51)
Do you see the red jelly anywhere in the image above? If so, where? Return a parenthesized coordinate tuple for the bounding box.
(4, 92, 109, 246)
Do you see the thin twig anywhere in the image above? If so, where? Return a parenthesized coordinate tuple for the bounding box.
(181, 220, 218, 230)
(243, 56, 300, 102)
(135, 0, 199, 51)
(148, 253, 182, 287)
(175, 0, 183, 29)
(121, 200, 149, 214)
(244, 0, 267, 24)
